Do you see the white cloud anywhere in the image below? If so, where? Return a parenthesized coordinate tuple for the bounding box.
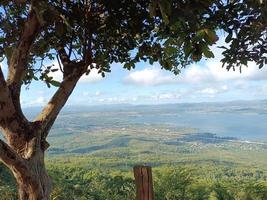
(124, 68, 175, 86)
(82, 91, 102, 97)
(208, 61, 267, 81)
(80, 69, 103, 83)
(132, 97, 138, 101)
(96, 95, 139, 104)
(49, 62, 103, 83)
(136, 90, 183, 102)
(198, 88, 219, 95)
(157, 92, 180, 100)
(178, 61, 267, 84)
(178, 64, 212, 84)
(98, 97, 127, 104)
(178, 37, 267, 84)
(95, 91, 102, 96)
(148, 85, 228, 102)
(123, 36, 267, 87)
(197, 85, 228, 95)
(22, 96, 46, 107)
(82, 92, 89, 96)
(222, 85, 228, 90)
(123, 61, 267, 87)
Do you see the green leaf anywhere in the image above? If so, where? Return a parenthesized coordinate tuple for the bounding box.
(50, 80, 61, 87)
(192, 53, 202, 61)
(196, 29, 206, 38)
(240, 59, 248, 66)
(165, 46, 177, 55)
(158, 0, 172, 24)
(259, 62, 264, 69)
(225, 33, 233, 43)
(184, 43, 192, 58)
(203, 49, 215, 58)
(0, 37, 5, 43)
(205, 29, 218, 43)
(51, 69, 59, 72)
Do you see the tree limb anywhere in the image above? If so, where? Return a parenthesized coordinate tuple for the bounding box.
(0, 66, 16, 123)
(13, 0, 27, 4)
(0, 65, 6, 86)
(35, 46, 89, 140)
(57, 46, 76, 78)
(0, 66, 9, 120)
(57, 46, 71, 66)
(0, 139, 25, 172)
(6, 7, 41, 114)
(35, 64, 86, 138)
(0, 67, 30, 141)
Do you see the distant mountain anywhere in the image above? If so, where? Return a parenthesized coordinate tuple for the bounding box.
(22, 99, 267, 120)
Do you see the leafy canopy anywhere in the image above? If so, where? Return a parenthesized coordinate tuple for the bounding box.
(0, 0, 266, 87)
(218, 0, 267, 70)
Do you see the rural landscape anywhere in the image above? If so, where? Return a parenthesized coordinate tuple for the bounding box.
(2, 101, 267, 199)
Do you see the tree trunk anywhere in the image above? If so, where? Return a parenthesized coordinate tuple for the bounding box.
(13, 152, 52, 200)
(11, 149, 52, 200)
(2, 128, 53, 200)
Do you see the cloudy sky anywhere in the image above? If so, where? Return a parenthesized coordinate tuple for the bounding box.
(1, 38, 267, 108)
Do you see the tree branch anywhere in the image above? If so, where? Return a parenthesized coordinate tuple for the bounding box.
(0, 66, 17, 124)
(35, 44, 90, 140)
(0, 66, 30, 143)
(57, 46, 71, 66)
(0, 67, 9, 120)
(35, 65, 86, 138)
(0, 74, 30, 154)
(13, 0, 27, 4)
(0, 139, 25, 171)
(6, 7, 41, 114)
(0, 65, 6, 86)
(57, 46, 76, 78)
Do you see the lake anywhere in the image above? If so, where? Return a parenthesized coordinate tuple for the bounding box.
(23, 101, 267, 142)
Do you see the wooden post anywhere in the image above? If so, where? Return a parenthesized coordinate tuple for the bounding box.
(133, 166, 154, 200)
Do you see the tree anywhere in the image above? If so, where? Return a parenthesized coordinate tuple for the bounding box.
(154, 168, 194, 200)
(242, 182, 267, 200)
(212, 182, 235, 200)
(0, 0, 265, 199)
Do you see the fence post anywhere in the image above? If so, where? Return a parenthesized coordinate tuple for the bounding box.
(133, 166, 154, 200)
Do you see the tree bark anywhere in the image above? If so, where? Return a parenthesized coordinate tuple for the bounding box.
(0, 131, 52, 200)
(14, 153, 52, 200)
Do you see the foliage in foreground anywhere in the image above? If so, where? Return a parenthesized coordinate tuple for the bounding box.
(1, 163, 267, 200)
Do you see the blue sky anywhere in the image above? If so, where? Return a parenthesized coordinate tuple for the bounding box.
(1, 38, 267, 108)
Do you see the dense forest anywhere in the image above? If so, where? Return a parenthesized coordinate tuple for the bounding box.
(1, 162, 267, 200)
